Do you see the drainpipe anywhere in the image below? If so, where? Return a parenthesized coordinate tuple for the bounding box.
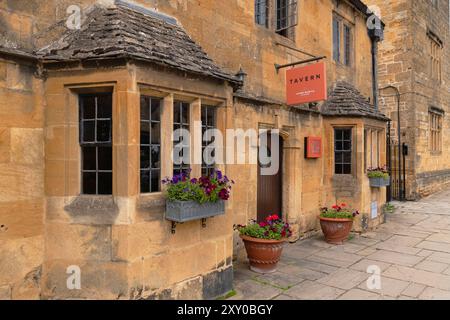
(368, 14, 384, 111)
(371, 40, 379, 110)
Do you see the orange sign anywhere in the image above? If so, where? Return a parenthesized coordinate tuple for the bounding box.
(286, 62, 327, 105)
(305, 136, 322, 158)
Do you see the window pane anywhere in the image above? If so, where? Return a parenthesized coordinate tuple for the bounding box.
(140, 122, 150, 145)
(343, 164, 351, 174)
(333, 18, 340, 62)
(174, 102, 181, 124)
(140, 96, 150, 120)
(82, 96, 96, 119)
(151, 170, 160, 192)
(181, 103, 189, 125)
(82, 147, 96, 171)
(140, 170, 150, 193)
(83, 172, 96, 194)
(98, 147, 112, 171)
(151, 122, 160, 144)
(344, 141, 351, 150)
(97, 95, 112, 118)
(336, 141, 343, 151)
(343, 129, 351, 140)
(335, 164, 342, 174)
(151, 98, 161, 122)
(140, 147, 150, 169)
(97, 120, 111, 142)
(98, 172, 112, 195)
(151, 145, 160, 169)
(344, 25, 351, 66)
(83, 121, 95, 142)
(343, 151, 352, 164)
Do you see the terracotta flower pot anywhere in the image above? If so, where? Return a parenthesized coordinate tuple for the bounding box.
(319, 216, 354, 245)
(240, 235, 286, 274)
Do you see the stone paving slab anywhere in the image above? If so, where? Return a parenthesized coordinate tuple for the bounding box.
(349, 259, 391, 272)
(419, 287, 450, 300)
(366, 250, 424, 267)
(338, 288, 381, 300)
(230, 279, 282, 300)
(415, 260, 449, 273)
(402, 283, 426, 298)
(232, 189, 450, 300)
(383, 265, 450, 291)
(283, 280, 345, 300)
(357, 276, 410, 297)
(317, 268, 368, 290)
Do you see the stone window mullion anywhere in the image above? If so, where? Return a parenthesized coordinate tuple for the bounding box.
(161, 94, 174, 179)
(190, 99, 202, 178)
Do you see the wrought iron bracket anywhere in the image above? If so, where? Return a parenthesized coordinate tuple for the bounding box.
(171, 221, 177, 234)
(171, 220, 208, 234)
(275, 56, 326, 73)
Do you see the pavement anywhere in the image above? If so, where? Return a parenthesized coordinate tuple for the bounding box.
(232, 189, 450, 300)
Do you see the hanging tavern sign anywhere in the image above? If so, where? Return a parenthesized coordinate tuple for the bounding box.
(286, 62, 327, 105)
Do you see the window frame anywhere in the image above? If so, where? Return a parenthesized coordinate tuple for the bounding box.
(79, 93, 113, 195)
(429, 110, 443, 153)
(334, 127, 353, 175)
(332, 14, 354, 67)
(201, 105, 218, 176)
(255, 0, 269, 27)
(173, 100, 191, 175)
(430, 37, 442, 83)
(140, 95, 162, 194)
(364, 128, 382, 170)
(343, 23, 352, 66)
(332, 16, 341, 63)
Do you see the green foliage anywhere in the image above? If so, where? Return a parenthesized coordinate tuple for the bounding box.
(367, 171, 390, 179)
(384, 203, 396, 214)
(216, 290, 237, 300)
(236, 215, 292, 241)
(367, 166, 390, 179)
(320, 210, 355, 219)
(320, 204, 359, 219)
(163, 169, 233, 204)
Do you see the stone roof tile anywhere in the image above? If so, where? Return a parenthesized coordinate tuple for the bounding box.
(321, 82, 389, 121)
(36, 1, 240, 85)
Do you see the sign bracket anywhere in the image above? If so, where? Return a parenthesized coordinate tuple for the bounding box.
(275, 56, 326, 73)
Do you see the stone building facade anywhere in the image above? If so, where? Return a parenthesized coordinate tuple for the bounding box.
(367, 0, 450, 199)
(1, 0, 389, 300)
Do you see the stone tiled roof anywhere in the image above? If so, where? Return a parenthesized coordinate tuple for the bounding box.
(36, 1, 240, 85)
(321, 82, 389, 121)
(0, 45, 37, 60)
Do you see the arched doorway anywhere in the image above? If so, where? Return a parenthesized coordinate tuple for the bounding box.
(257, 131, 283, 222)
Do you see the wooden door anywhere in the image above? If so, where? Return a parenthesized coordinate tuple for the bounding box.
(257, 132, 283, 222)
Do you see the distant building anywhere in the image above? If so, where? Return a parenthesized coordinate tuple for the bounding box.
(368, 0, 450, 199)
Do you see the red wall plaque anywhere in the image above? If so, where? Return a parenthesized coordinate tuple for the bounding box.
(286, 62, 327, 106)
(305, 136, 322, 158)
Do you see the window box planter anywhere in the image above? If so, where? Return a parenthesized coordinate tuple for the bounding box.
(369, 177, 390, 188)
(165, 200, 225, 233)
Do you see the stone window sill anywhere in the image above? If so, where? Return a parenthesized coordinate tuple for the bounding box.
(430, 151, 442, 156)
(64, 195, 119, 225)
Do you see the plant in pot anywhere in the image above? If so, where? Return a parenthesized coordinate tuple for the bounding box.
(162, 169, 234, 229)
(236, 215, 292, 274)
(367, 166, 390, 188)
(319, 204, 360, 245)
